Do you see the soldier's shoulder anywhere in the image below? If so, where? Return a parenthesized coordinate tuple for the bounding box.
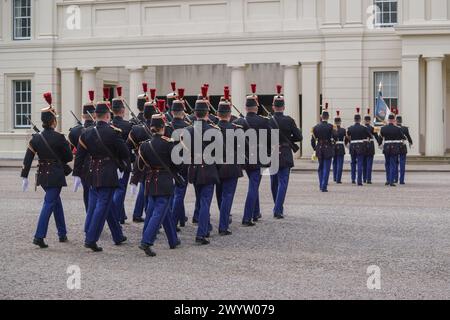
(109, 124, 123, 133)
(69, 124, 83, 132)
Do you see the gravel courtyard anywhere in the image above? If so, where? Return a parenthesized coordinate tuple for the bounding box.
(1, 167, 449, 300)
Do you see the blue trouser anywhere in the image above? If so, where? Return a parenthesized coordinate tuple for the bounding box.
(85, 187, 124, 244)
(193, 185, 200, 222)
(351, 154, 365, 184)
(318, 158, 332, 191)
(394, 155, 400, 183)
(81, 178, 90, 213)
(243, 169, 262, 223)
(113, 172, 130, 223)
(386, 155, 398, 184)
(332, 155, 344, 183)
(218, 178, 238, 232)
(363, 155, 374, 183)
(172, 184, 187, 226)
(270, 167, 290, 216)
(35, 187, 67, 239)
(384, 154, 390, 182)
(133, 182, 146, 219)
(216, 183, 222, 210)
(141, 196, 178, 247)
(195, 184, 214, 238)
(399, 154, 407, 184)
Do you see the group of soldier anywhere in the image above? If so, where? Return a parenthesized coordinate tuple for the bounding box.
(20, 81, 412, 257)
(311, 105, 413, 192)
(20, 83, 302, 256)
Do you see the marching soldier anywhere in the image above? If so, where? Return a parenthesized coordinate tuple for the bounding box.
(347, 108, 371, 186)
(215, 88, 243, 235)
(379, 113, 405, 187)
(69, 90, 96, 212)
(362, 109, 380, 184)
(311, 106, 335, 192)
(395, 115, 413, 185)
(332, 110, 347, 184)
(165, 82, 178, 123)
(269, 85, 302, 218)
(130, 83, 148, 126)
(21, 93, 73, 248)
(128, 88, 157, 223)
(233, 84, 270, 224)
(138, 114, 181, 257)
(182, 86, 220, 244)
(74, 97, 129, 252)
(111, 87, 133, 224)
(166, 98, 191, 228)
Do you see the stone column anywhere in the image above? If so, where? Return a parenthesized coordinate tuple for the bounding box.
(301, 62, 320, 158)
(229, 64, 247, 113)
(425, 56, 445, 156)
(401, 55, 421, 156)
(282, 64, 301, 157)
(79, 67, 98, 106)
(60, 68, 81, 133)
(127, 66, 146, 111)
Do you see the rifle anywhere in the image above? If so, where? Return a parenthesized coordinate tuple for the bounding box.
(259, 102, 300, 153)
(121, 98, 154, 139)
(70, 110, 82, 126)
(231, 103, 245, 118)
(26, 116, 40, 133)
(86, 110, 96, 122)
(183, 98, 195, 114)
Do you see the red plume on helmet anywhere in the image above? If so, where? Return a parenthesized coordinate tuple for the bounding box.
(224, 87, 230, 101)
(150, 88, 156, 101)
(367, 108, 371, 115)
(324, 102, 329, 110)
(356, 107, 360, 114)
(43, 92, 52, 106)
(157, 99, 166, 113)
(171, 82, 176, 92)
(336, 110, 340, 117)
(224, 86, 229, 90)
(116, 86, 122, 97)
(201, 86, 208, 99)
(88, 90, 95, 102)
(178, 88, 185, 99)
(142, 82, 148, 95)
(251, 84, 257, 95)
(276, 85, 282, 95)
(103, 87, 110, 101)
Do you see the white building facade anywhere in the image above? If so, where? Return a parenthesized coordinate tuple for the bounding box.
(1, 0, 450, 158)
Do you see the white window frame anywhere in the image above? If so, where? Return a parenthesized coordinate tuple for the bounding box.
(13, 0, 32, 40)
(12, 79, 32, 129)
(373, 0, 398, 28)
(370, 69, 400, 125)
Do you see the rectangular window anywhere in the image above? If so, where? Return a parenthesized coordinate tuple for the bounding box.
(374, 0, 398, 27)
(13, 0, 31, 40)
(374, 71, 399, 122)
(13, 80, 32, 128)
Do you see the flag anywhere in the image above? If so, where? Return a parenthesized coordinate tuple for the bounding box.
(375, 82, 390, 123)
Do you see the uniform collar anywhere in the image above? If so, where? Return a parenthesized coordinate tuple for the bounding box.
(274, 112, 284, 116)
(97, 120, 108, 126)
(114, 116, 123, 120)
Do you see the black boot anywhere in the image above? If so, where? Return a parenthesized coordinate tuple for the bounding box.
(115, 236, 127, 246)
(59, 236, 68, 243)
(170, 239, 181, 249)
(219, 230, 232, 236)
(242, 221, 256, 227)
(33, 238, 48, 249)
(133, 217, 145, 223)
(84, 242, 103, 252)
(195, 237, 210, 245)
(139, 243, 156, 257)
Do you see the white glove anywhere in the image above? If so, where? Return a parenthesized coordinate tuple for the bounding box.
(22, 178, 29, 192)
(117, 169, 124, 180)
(130, 184, 138, 196)
(73, 176, 82, 192)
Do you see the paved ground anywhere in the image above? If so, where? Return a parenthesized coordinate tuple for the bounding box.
(1, 167, 449, 300)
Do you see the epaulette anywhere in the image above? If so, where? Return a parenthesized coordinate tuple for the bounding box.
(161, 136, 174, 143)
(110, 125, 122, 133)
(374, 127, 381, 133)
(233, 123, 244, 129)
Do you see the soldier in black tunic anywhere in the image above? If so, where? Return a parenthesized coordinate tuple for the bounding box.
(395, 115, 413, 185)
(311, 107, 335, 192)
(347, 108, 371, 186)
(269, 85, 302, 218)
(138, 114, 180, 257)
(111, 86, 134, 224)
(74, 99, 130, 252)
(332, 110, 348, 184)
(21, 93, 73, 248)
(130, 82, 148, 126)
(362, 109, 381, 184)
(69, 90, 96, 212)
(379, 113, 406, 187)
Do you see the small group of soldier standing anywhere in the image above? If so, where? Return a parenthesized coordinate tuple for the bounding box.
(20, 83, 303, 257)
(311, 105, 413, 192)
